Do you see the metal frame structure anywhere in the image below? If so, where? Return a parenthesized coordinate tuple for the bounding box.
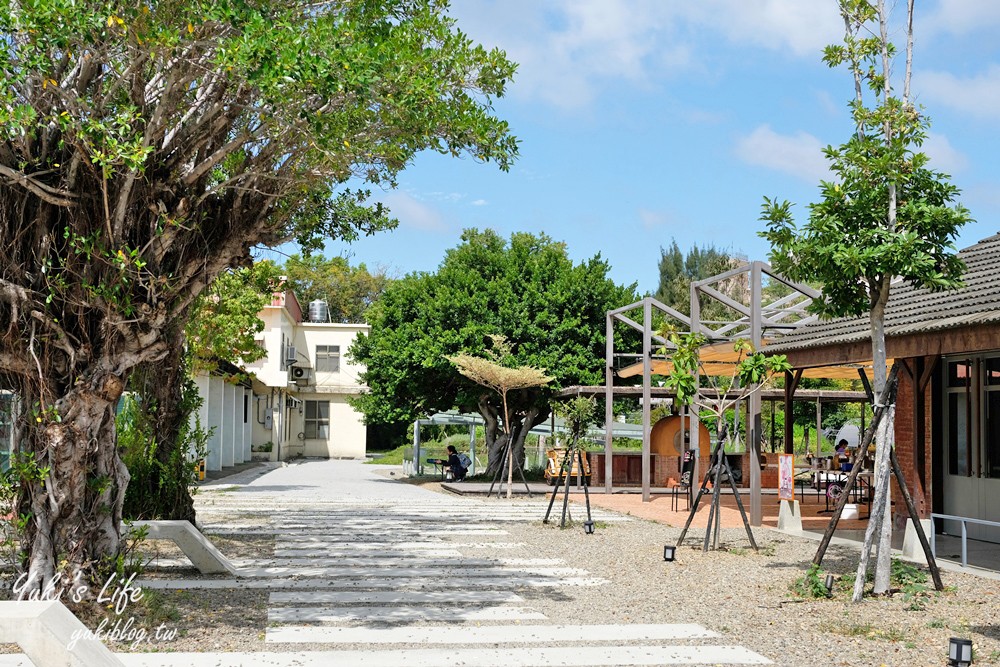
(603, 261, 831, 524)
(603, 296, 690, 502)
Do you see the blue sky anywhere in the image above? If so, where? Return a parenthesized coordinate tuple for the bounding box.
(316, 0, 1000, 295)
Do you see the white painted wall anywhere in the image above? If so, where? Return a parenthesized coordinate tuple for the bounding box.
(221, 382, 234, 468)
(206, 376, 223, 471)
(285, 391, 367, 459)
(241, 388, 251, 462)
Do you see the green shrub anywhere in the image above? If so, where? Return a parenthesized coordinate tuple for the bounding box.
(790, 563, 831, 598)
(120, 378, 210, 520)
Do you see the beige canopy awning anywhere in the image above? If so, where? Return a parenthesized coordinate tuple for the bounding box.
(617, 341, 891, 381)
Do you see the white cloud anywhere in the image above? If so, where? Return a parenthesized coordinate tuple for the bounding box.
(381, 192, 447, 232)
(922, 132, 968, 174)
(686, 0, 842, 58)
(922, 0, 1000, 36)
(637, 208, 667, 230)
(471, 199, 489, 207)
(918, 65, 1000, 119)
(735, 125, 829, 183)
(427, 191, 464, 203)
(451, 1, 676, 108)
(448, 0, 841, 109)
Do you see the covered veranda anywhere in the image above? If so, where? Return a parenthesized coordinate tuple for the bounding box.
(593, 261, 881, 526)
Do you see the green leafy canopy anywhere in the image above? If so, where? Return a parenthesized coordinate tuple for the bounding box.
(350, 229, 639, 426)
(758, 3, 971, 320)
(0, 0, 519, 383)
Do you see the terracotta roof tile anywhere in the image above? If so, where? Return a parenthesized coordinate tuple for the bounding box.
(766, 233, 1000, 352)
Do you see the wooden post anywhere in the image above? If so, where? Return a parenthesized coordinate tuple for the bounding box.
(642, 298, 652, 502)
(749, 262, 763, 526)
(604, 313, 614, 493)
(815, 396, 822, 458)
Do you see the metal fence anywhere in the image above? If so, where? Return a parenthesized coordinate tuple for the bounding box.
(930, 512, 1000, 567)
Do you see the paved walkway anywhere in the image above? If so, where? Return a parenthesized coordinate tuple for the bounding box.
(1, 460, 773, 666)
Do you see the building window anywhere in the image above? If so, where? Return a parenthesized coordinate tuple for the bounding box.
(304, 400, 330, 439)
(315, 345, 340, 373)
(944, 355, 1000, 479)
(986, 358, 1000, 478)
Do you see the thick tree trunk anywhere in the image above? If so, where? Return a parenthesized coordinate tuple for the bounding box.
(17, 370, 128, 596)
(126, 337, 196, 524)
(478, 398, 543, 478)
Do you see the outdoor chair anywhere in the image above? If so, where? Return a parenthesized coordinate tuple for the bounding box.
(671, 471, 691, 512)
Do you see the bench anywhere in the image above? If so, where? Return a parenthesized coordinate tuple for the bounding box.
(129, 520, 238, 575)
(0, 600, 123, 666)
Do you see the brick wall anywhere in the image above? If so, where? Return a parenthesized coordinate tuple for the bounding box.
(892, 363, 933, 519)
(588, 452, 678, 487)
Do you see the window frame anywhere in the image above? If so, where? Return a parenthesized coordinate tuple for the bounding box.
(304, 400, 330, 440)
(943, 354, 1000, 479)
(315, 345, 341, 373)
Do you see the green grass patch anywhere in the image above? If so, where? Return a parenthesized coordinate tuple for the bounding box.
(365, 444, 408, 465)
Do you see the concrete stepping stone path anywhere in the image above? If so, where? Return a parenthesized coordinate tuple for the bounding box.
(157, 460, 773, 665)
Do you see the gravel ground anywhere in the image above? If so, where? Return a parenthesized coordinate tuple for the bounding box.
(113, 485, 1000, 667)
(3, 471, 999, 666)
(497, 518, 1000, 667)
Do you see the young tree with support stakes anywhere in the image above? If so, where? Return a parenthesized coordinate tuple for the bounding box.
(662, 329, 790, 551)
(0, 0, 518, 594)
(542, 396, 599, 529)
(759, 0, 970, 600)
(447, 336, 553, 499)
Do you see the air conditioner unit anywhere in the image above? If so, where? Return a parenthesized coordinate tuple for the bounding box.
(290, 366, 312, 385)
(285, 346, 298, 366)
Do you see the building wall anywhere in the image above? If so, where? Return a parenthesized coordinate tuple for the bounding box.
(245, 300, 369, 461)
(281, 391, 367, 459)
(292, 323, 368, 393)
(891, 363, 935, 520)
(190, 372, 252, 471)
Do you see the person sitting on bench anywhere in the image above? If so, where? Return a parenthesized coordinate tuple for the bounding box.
(445, 445, 468, 481)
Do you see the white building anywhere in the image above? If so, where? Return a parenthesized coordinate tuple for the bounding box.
(193, 287, 369, 471)
(244, 288, 369, 461)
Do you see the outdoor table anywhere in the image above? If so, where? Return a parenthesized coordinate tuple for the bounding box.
(425, 458, 446, 479)
(816, 469, 873, 517)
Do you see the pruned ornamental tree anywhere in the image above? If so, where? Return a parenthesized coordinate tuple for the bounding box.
(759, 0, 970, 599)
(351, 229, 638, 475)
(0, 0, 517, 593)
(448, 335, 552, 498)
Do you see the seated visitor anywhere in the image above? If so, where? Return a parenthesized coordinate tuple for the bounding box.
(836, 439, 851, 471)
(445, 445, 468, 481)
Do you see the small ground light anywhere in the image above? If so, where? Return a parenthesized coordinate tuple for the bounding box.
(583, 520, 595, 534)
(824, 574, 834, 597)
(663, 545, 676, 562)
(948, 637, 973, 667)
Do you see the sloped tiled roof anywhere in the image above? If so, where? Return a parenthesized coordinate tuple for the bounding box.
(766, 233, 1000, 353)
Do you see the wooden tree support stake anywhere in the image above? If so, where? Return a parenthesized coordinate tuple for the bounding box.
(811, 364, 942, 592)
(677, 437, 757, 552)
